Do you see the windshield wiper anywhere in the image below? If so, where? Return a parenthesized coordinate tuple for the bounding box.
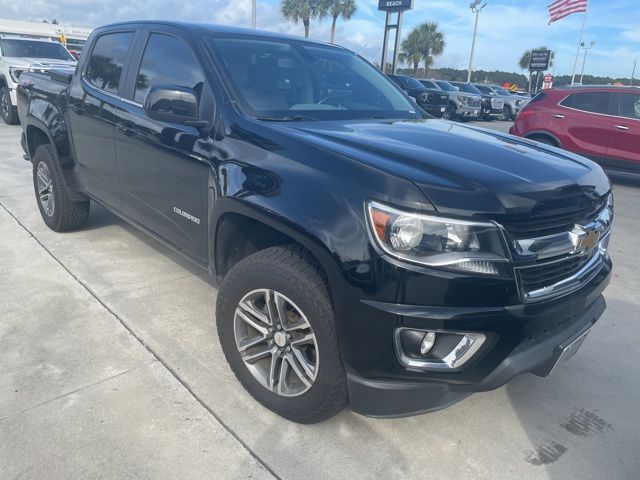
(254, 114, 319, 122)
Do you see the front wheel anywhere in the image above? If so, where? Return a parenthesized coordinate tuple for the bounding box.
(216, 245, 347, 423)
(499, 105, 512, 121)
(1, 87, 19, 125)
(442, 103, 456, 120)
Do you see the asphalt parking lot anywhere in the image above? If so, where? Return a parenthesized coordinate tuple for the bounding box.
(1, 119, 638, 479)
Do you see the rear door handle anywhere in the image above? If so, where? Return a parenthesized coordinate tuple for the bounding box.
(614, 125, 630, 131)
(552, 114, 565, 119)
(116, 124, 136, 137)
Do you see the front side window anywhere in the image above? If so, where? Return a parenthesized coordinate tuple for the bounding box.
(617, 93, 640, 120)
(561, 92, 610, 115)
(134, 34, 205, 104)
(0, 39, 74, 61)
(207, 36, 417, 121)
(85, 32, 134, 94)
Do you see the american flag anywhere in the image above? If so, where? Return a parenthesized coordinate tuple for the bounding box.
(548, 0, 588, 24)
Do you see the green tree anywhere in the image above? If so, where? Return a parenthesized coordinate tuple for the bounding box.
(399, 22, 445, 76)
(328, 0, 357, 44)
(281, 0, 329, 38)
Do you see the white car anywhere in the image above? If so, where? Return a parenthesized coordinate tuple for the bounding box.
(0, 36, 76, 124)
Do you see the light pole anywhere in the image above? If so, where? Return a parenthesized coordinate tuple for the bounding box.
(579, 41, 594, 85)
(467, 1, 487, 83)
(252, 0, 256, 28)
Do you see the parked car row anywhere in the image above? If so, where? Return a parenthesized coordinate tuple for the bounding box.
(387, 74, 528, 122)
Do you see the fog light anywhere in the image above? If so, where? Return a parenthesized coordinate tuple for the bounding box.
(420, 331, 436, 355)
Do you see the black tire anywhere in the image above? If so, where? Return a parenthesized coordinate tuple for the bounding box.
(500, 105, 512, 121)
(32, 144, 90, 232)
(1, 87, 19, 125)
(216, 245, 347, 423)
(442, 103, 456, 121)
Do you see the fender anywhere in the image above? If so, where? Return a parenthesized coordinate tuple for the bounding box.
(23, 93, 86, 197)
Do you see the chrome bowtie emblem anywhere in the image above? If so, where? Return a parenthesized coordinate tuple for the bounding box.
(569, 225, 600, 255)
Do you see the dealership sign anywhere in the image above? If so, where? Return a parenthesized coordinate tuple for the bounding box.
(378, 0, 414, 11)
(529, 50, 552, 71)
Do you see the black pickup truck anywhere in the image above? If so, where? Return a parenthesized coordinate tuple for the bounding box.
(18, 21, 613, 423)
(388, 74, 449, 117)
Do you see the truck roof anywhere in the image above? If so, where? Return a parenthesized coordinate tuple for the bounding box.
(97, 21, 343, 48)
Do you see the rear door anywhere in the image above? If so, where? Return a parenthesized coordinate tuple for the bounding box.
(68, 29, 137, 209)
(114, 27, 212, 262)
(556, 91, 613, 158)
(606, 91, 640, 171)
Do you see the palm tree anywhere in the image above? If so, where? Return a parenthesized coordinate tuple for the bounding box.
(399, 29, 422, 75)
(281, 0, 329, 38)
(399, 22, 445, 76)
(328, 0, 357, 44)
(417, 22, 445, 75)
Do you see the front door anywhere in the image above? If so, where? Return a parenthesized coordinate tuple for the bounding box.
(68, 30, 135, 209)
(114, 30, 211, 262)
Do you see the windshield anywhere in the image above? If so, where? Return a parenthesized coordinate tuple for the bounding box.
(0, 39, 74, 61)
(402, 76, 427, 90)
(451, 82, 482, 95)
(207, 36, 418, 121)
(474, 85, 495, 95)
(435, 80, 458, 92)
(494, 86, 511, 95)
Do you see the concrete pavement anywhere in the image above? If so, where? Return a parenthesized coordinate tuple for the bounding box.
(1, 120, 638, 479)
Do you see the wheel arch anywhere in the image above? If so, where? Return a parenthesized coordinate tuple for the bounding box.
(211, 199, 341, 296)
(523, 130, 562, 147)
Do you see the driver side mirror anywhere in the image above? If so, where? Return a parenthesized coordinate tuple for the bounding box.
(144, 85, 199, 124)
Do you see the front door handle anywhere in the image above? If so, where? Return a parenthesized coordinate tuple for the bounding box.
(116, 124, 136, 137)
(614, 125, 630, 131)
(552, 114, 565, 119)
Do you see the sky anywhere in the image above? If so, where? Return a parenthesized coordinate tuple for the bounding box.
(1, 0, 638, 78)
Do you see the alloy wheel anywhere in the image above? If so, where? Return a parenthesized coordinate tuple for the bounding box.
(233, 288, 319, 397)
(1, 92, 9, 120)
(36, 162, 55, 217)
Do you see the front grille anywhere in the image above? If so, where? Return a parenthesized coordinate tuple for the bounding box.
(500, 197, 607, 240)
(519, 254, 592, 293)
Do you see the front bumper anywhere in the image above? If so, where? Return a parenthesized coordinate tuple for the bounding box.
(343, 256, 610, 418)
(419, 102, 448, 117)
(455, 104, 481, 118)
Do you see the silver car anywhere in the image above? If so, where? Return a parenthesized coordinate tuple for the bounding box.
(474, 84, 528, 121)
(422, 79, 482, 121)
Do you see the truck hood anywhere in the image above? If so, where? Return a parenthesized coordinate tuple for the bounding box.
(4, 57, 76, 68)
(272, 118, 609, 218)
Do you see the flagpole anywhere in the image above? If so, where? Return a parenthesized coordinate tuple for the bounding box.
(571, 7, 588, 85)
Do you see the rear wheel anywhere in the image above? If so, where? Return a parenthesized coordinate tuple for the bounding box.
(216, 245, 347, 423)
(1, 87, 19, 125)
(32, 144, 90, 232)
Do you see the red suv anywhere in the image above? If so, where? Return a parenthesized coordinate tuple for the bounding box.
(510, 86, 640, 173)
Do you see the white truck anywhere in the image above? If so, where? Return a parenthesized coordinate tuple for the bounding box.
(0, 36, 76, 124)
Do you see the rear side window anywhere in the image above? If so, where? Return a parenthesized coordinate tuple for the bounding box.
(134, 33, 205, 104)
(617, 93, 640, 120)
(561, 92, 610, 114)
(527, 92, 546, 105)
(85, 32, 134, 94)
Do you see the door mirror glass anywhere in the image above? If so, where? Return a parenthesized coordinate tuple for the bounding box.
(144, 85, 198, 124)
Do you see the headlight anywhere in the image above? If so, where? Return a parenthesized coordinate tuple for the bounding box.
(9, 67, 25, 83)
(367, 201, 509, 275)
(459, 95, 471, 105)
